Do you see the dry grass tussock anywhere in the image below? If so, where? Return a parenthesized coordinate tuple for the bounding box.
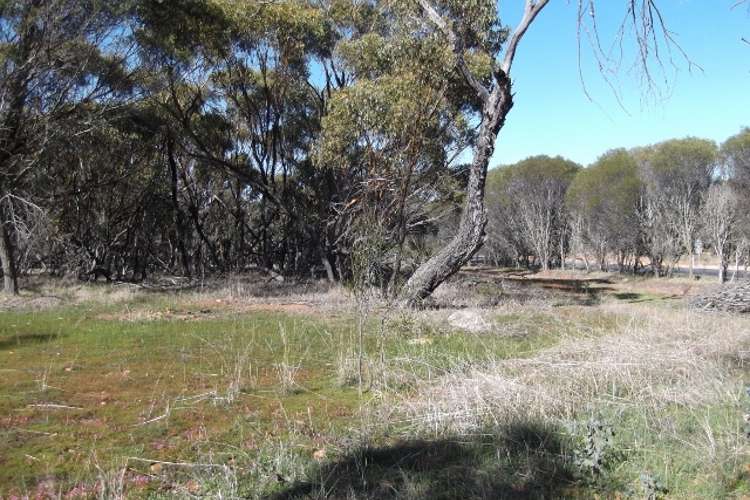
(3, 274, 355, 314)
(394, 304, 750, 434)
(187, 275, 354, 312)
(0, 279, 138, 311)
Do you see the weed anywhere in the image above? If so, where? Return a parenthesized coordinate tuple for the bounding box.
(640, 472, 669, 500)
(744, 385, 750, 439)
(335, 347, 361, 388)
(574, 417, 616, 478)
(274, 322, 302, 395)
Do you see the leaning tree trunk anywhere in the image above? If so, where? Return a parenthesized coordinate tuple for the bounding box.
(0, 202, 18, 295)
(399, 77, 513, 305)
(399, 0, 546, 306)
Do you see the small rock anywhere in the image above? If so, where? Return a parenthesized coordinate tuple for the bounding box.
(447, 310, 492, 333)
(186, 480, 201, 494)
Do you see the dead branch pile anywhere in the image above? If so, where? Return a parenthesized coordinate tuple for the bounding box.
(691, 280, 750, 313)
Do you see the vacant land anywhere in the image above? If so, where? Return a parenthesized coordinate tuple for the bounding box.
(1, 272, 749, 499)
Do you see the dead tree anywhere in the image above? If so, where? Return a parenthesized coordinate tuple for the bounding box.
(702, 184, 738, 283)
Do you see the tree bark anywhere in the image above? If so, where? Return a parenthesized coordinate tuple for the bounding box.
(0, 202, 19, 295)
(321, 253, 335, 283)
(719, 258, 727, 284)
(559, 234, 566, 271)
(399, 76, 513, 305)
(167, 137, 192, 277)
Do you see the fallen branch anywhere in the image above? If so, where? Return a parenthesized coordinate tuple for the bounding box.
(27, 403, 83, 410)
(125, 457, 227, 469)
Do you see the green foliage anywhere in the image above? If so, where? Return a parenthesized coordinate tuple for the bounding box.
(574, 417, 616, 478)
(318, 1, 483, 173)
(567, 149, 641, 258)
(567, 149, 640, 218)
(723, 129, 750, 225)
(723, 128, 750, 177)
(318, 74, 451, 170)
(489, 155, 581, 197)
(385, 0, 508, 54)
(640, 472, 669, 499)
(136, 0, 330, 69)
(486, 156, 580, 268)
(639, 137, 718, 194)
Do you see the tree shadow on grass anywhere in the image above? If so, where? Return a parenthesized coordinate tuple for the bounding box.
(269, 422, 578, 500)
(0, 333, 60, 351)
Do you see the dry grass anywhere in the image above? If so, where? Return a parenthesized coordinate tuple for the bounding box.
(195, 274, 353, 309)
(395, 304, 750, 433)
(0, 280, 139, 311)
(3, 274, 354, 315)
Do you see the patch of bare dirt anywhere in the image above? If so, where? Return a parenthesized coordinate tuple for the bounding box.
(187, 297, 318, 315)
(611, 277, 707, 298)
(97, 308, 218, 322)
(243, 302, 318, 315)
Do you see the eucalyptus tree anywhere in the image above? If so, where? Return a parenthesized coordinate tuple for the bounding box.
(134, 0, 337, 275)
(722, 128, 750, 277)
(380, 0, 689, 304)
(567, 150, 641, 271)
(0, 0, 134, 293)
(702, 183, 738, 283)
(637, 138, 717, 277)
(38, 107, 174, 281)
(723, 128, 750, 211)
(487, 156, 580, 271)
(316, 1, 478, 293)
(485, 172, 530, 267)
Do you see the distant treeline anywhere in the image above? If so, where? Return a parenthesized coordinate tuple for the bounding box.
(485, 132, 750, 282)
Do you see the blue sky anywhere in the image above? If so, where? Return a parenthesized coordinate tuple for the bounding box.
(492, 0, 749, 167)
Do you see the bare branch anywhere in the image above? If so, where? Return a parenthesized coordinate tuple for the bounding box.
(500, 0, 550, 74)
(576, 0, 699, 104)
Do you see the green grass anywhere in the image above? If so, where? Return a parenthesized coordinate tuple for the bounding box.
(0, 294, 584, 497)
(576, 395, 750, 498)
(0, 302, 360, 496)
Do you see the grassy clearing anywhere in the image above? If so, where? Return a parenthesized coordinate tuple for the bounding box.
(383, 304, 750, 498)
(0, 274, 749, 498)
(0, 297, 360, 497)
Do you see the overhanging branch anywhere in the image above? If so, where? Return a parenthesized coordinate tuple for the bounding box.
(416, 0, 490, 103)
